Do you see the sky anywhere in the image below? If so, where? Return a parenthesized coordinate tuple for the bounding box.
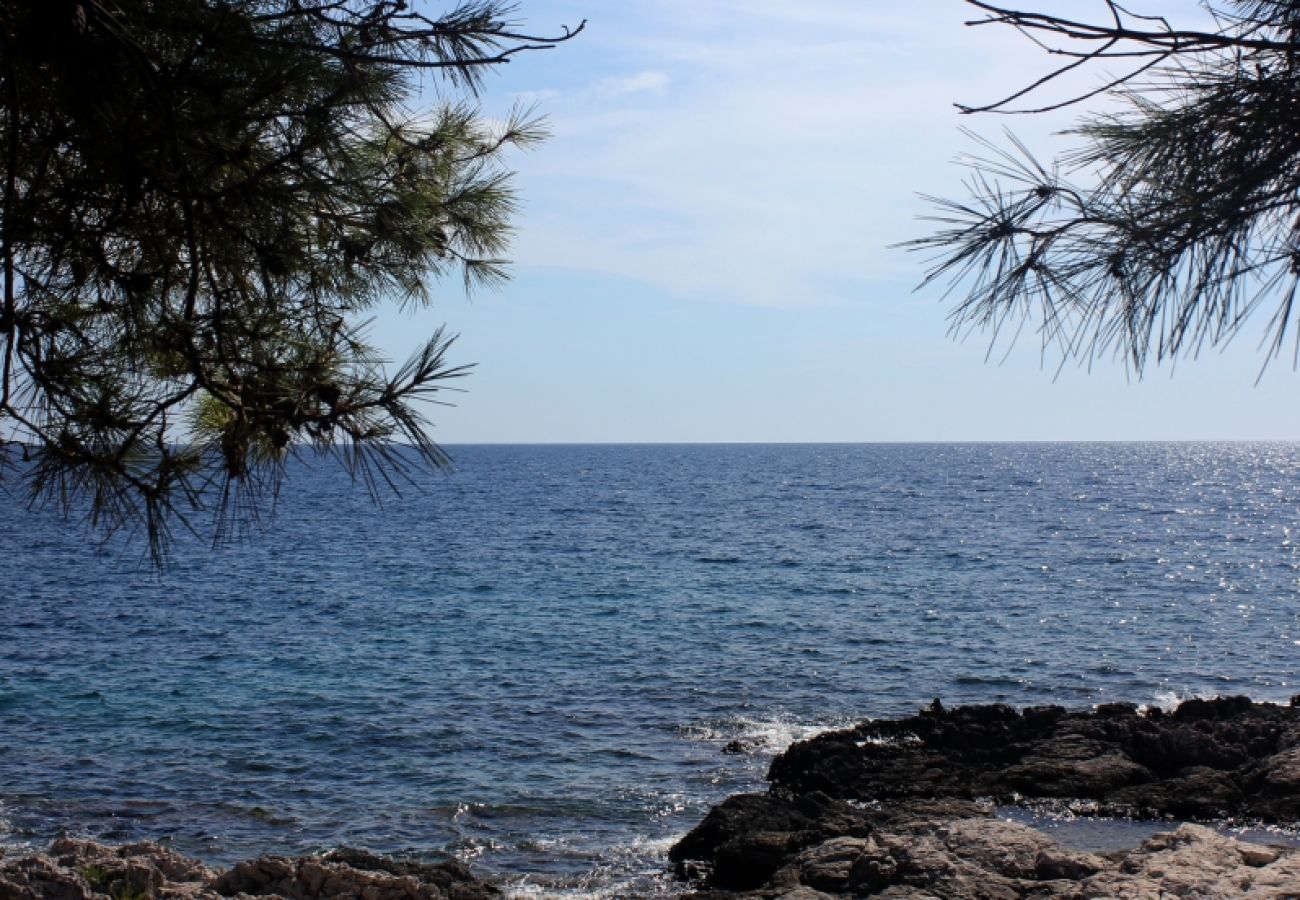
(368, 0, 1299, 443)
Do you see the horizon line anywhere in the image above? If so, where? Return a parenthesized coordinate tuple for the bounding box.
(434, 438, 1300, 446)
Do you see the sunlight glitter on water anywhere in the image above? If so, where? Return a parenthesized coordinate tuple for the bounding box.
(4, 442, 1300, 891)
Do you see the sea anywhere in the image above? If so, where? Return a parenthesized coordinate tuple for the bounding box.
(2, 442, 1300, 896)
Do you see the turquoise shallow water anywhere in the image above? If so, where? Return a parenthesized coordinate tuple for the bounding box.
(2, 442, 1300, 895)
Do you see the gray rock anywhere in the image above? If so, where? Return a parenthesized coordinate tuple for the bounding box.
(679, 813, 1300, 898)
(793, 837, 869, 892)
(1083, 823, 1300, 898)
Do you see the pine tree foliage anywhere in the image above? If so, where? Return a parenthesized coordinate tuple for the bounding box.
(909, 1, 1300, 373)
(0, 0, 580, 561)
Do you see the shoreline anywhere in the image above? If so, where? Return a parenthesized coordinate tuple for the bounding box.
(672, 695, 1300, 897)
(6, 814, 1299, 898)
(7, 696, 1300, 897)
(0, 839, 503, 899)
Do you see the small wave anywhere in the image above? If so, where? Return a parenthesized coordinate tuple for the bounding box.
(450, 835, 505, 859)
(499, 832, 682, 900)
(679, 714, 848, 756)
(1143, 690, 1217, 714)
(503, 875, 675, 900)
(953, 674, 1027, 688)
(603, 748, 658, 762)
(217, 804, 295, 827)
(1139, 690, 1294, 714)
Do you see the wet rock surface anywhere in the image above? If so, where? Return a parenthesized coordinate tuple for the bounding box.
(9, 698, 1300, 898)
(675, 698, 1300, 897)
(771, 696, 1300, 819)
(0, 839, 499, 900)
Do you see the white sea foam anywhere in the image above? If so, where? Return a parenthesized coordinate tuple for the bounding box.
(500, 832, 684, 899)
(680, 714, 850, 756)
(855, 733, 922, 748)
(1143, 690, 1217, 713)
(0, 802, 35, 858)
(1140, 690, 1291, 714)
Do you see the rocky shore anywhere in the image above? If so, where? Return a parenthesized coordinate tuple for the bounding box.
(8, 697, 1300, 899)
(670, 696, 1300, 897)
(0, 839, 500, 899)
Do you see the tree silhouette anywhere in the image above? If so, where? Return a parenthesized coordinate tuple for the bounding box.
(0, 1, 581, 561)
(909, 1, 1300, 374)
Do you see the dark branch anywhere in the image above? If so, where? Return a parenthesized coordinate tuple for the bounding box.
(960, 0, 1299, 113)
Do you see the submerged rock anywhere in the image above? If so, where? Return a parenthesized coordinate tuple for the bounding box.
(0, 839, 499, 900)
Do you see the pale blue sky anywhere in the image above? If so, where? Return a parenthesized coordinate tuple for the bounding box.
(371, 1, 1298, 443)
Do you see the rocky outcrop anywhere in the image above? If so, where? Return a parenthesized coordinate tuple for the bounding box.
(0, 839, 499, 900)
(0, 839, 217, 900)
(213, 848, 498, 899)
(9, 698, 1300, 899)
(675, 697, 1300, 897)
(669, 793, 991, 891)
(679, 820, 1300, 899)
(769, 696, 1300, 820)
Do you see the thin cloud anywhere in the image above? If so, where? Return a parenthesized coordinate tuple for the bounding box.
(597, 70, 669, 97)
(499, 2, 1100, 308)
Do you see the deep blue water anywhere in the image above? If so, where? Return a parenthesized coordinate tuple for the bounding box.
(3, 443, 1300, 896)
